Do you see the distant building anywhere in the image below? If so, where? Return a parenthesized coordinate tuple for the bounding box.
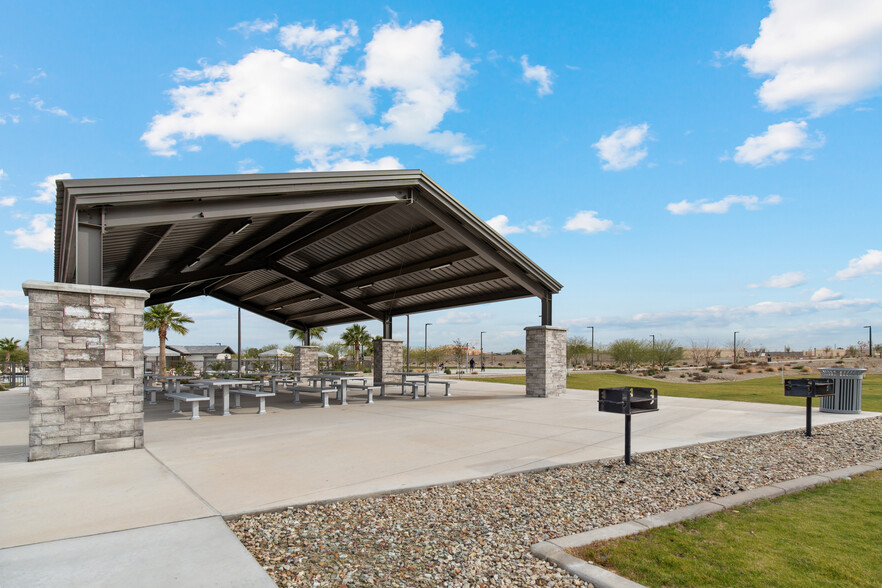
(144, 344, 234, 373)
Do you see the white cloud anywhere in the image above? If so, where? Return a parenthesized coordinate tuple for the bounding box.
(0, 197, 16, 207)
(811, 287, 842, 302)
(33, 173, 71, 203)
(486, 214, 524, 236)
(143, 19, 476, 168)
(436, 310, 492, 325)
(362, 20, 474, 161)
(630, 296, 877, 327)
(30, 97, 68, 117)
(667, 194, 782, 215)
(731, 0, 882, 116)
(733, 121, 824, 166)
(231, 16, 278, 37)
(237, 158, 261, 174)
(6, 213, 54, 251)
(593, 123, 650, 171)
(296, 156, 404, 172)
(833, 249, 882, 280)
(526, 219, 551, 235)
(564, 210, 626, 234)
(0, 169, 7, 181)
(279, 20, 358, 68)
(0, 289, 27, 312)
(747, 271, 806, 289)
(520, 55, 554, 96)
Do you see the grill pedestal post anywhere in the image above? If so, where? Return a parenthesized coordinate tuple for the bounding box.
(624, 414, 632, 465)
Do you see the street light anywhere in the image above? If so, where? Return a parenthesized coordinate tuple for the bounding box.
(587, 326, 595, 368)
(865, 325, 873, 357)
(425, 323, 432, 371)
(733, 331, 739, 364)
(480, 331, 486, 371)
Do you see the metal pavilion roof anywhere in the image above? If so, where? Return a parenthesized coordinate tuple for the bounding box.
(55, 170, 562, 331)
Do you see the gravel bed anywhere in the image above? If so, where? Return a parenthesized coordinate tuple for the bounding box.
(230, 417, 881, 587)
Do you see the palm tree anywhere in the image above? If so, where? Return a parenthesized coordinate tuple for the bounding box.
(341, 324, 371, 362)
(143, 304, 194, 375)
(0, 337, 20, 363)
(288, 327, 327, 345)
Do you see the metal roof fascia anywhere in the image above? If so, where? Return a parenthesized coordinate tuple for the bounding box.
(415, 175, 563, 293)
(99, 189, 407, 228)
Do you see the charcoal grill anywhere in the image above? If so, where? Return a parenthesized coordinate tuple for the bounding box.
(784, 378, 834, 436)
(598, 387, 658, 465)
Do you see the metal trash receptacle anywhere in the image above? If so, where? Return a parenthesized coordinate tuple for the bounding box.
(817, 368, 865, 414)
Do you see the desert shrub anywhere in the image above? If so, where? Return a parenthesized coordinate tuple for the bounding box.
(766, 367, 775, 372)
(701, 367, 710, 373)
(679, 374, 686, 378)
(737, 370, 745, 375)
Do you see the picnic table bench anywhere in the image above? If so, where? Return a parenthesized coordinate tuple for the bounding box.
(231, 387, 275, 414)
(290, 385, 335, 408)
(165, 392, 210, 420)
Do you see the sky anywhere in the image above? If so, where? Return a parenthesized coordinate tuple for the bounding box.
(2, 1, 882, 354)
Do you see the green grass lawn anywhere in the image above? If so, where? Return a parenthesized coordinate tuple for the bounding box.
(479, 373, 882, 412)
(571, 470, 882, 588)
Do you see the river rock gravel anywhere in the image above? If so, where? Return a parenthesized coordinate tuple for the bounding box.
(229, 417, 881, 587)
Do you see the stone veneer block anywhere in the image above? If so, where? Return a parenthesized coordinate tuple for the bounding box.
(524, 326, 567, 397)
(294, 346, 319, 378)
(22, 280, 149, 461)
(373, 339, 402, 385)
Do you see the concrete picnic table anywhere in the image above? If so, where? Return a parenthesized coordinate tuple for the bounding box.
(387, 371, 431, 396)
(150, 375, 192, 395)
(250, 372, 298, 394)
(306, 375, 366, 405)
(187, 379, 256, 416)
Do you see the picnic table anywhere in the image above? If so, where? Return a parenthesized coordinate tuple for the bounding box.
(188, 378, 256, 416)
(306, 375, 366, 405)
(387, 371, 451, 398)
(150, 375, 192, 395)
(250, 372, 298, 394)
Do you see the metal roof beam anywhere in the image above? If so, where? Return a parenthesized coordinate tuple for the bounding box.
(210, 289, 309, 332)
(268, 261, 384, 321)
(283, 304, 348, 322)
(360, 271, 508, 305)
(147, 282, 212, 306)
(267, 204, 396, 261)
(121, 224, 175, 282)
(100, 189, 405, 228)
(334, 249, 478, 291)
(387, 290, 532, 317)
(206, 211, 309, 269)
(167, 218, 250, 275)
(206, 274, 246, 294)
(412, 197, 547, 299)
(302, 225, 443, 278)
(117, 259, 266, 291)
(239, 279, 294, 302)
(263, 292, 321, 312)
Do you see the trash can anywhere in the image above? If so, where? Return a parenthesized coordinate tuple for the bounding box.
(817, 368, 865, 414)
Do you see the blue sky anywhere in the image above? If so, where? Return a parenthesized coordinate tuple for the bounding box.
(2, 1, 882, 353)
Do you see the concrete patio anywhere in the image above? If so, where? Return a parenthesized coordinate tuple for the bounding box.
(1, 379, 877, 585)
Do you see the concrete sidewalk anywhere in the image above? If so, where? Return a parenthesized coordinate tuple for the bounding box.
(0, 381, 877, 586)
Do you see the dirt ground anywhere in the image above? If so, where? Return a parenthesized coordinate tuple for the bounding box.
(615, 356, 882, 384)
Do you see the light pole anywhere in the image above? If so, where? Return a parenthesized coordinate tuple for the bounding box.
(650, 334, 656, 368)
(733, 331, 739, 364)
(424, 323, 432, 371)
(587, 326, 595, 368)
(406, 314, 410, 371)
(865, 325, 873, 357)
(480, 331, 486, 370)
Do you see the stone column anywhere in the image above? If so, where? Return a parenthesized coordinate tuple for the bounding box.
(373, 339, 402, 385)
(23, 280, 149, 461)
(294, 346, 319, 377)
(525, 326, 567, 397)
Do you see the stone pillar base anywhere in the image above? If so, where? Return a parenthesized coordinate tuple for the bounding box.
(23, 280, 149, 461)
(374, 339, 402, 385)
(294, 346, 319, 378)
(525, 326, 567, 397)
